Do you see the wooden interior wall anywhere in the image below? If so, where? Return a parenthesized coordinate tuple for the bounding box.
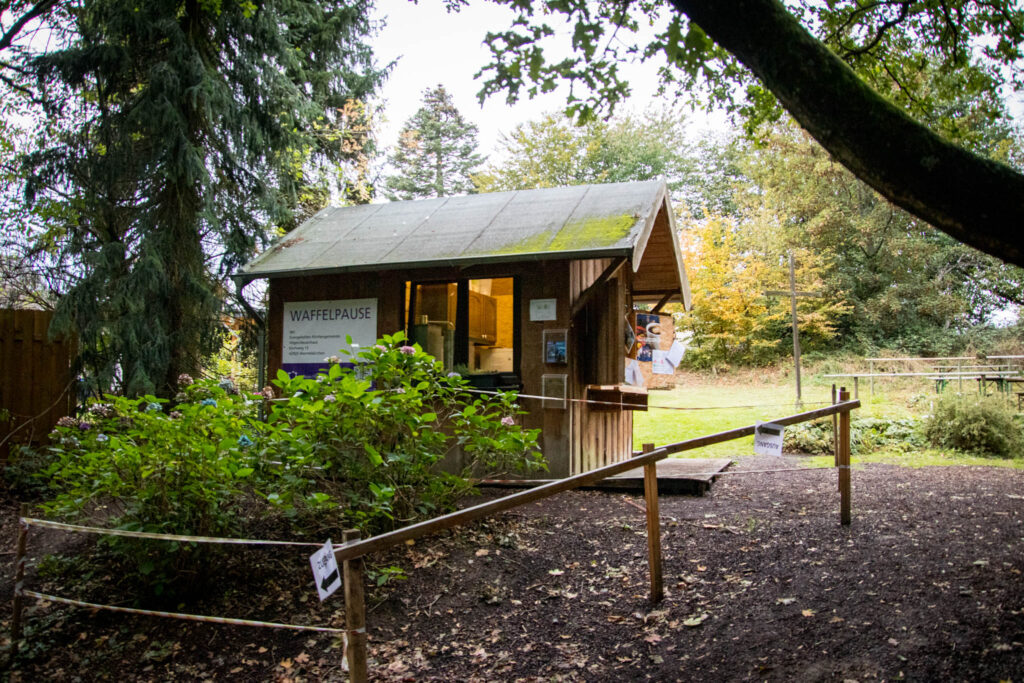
(0, 309, 75, 461)
(267, 260, 575, 477)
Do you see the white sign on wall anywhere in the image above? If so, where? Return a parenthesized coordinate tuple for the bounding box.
(282, 298, 377, 375)
(529, 298, 557, 321)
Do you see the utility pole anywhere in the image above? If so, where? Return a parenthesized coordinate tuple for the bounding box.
(764, 252, 822, 409)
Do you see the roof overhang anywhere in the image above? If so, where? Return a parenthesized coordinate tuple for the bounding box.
(234, 180, 691, 311)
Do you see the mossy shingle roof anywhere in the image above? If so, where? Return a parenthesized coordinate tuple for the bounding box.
(235, 180, 679, 284)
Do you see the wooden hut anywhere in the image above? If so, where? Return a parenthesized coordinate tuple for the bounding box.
(235, 179, 691, 478)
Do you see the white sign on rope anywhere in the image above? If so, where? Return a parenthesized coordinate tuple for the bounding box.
(753, 421, 784, 457)
(309, 539, 342, 601)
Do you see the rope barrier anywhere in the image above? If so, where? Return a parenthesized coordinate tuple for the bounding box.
(267, 386, 834, 412)
(460, 387, 834, 412)
(20, 518, 328, 548)
(20, 590, 346, 633)
(708, 465, 838, 476)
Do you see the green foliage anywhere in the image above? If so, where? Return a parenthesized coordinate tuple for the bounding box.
(385, 85, 485, 200)
(476, 0, 1023, 137)
(738, 121, 1024, 354)
(475, 110, 705, 198)
(923, 394, 1024, 457)
(17, 0, 386, 396)
(40, 379, 263, 593)
(262, 333, 544, 535)
(35, 341, 544, 591)
(784, 416, 925, 456)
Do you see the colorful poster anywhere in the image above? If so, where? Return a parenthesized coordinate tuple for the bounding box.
(282, 298, 377, 376)
(634, 312, 663, 362)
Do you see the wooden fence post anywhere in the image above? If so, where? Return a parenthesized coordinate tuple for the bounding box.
(641, 443, 664, 603)
(342, 529, 368, 682)
(838, 389, 852, 526)
(831, 384, 838, 469)
(10, 503, 28, 665)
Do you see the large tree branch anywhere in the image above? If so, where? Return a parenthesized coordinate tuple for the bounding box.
(673, 0, 1024, 267)
(0, 0, 60, 53)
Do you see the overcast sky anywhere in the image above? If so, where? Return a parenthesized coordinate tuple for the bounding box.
(369, 0, 714, 163)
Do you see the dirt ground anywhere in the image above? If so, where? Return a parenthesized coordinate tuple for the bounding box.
(2, 456, 1023, 681)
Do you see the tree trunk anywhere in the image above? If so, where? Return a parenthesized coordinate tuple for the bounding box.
(673, 0, 1024, 267)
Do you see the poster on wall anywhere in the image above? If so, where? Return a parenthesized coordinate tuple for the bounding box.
(543, 329, 567, 365)
(282, 298, 377, 377)
(630, 312, 666, 362)
(652, 349, 674, 375)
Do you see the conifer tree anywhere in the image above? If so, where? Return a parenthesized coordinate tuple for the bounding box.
(385, 85, 484, 200)
(18, 0, 386, 396)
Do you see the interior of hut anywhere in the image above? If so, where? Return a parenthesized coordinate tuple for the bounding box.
(404, 278, 516, 375)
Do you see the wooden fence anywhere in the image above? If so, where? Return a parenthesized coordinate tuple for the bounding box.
(9, 392, 859, 677)
(0, 309, 75, 462)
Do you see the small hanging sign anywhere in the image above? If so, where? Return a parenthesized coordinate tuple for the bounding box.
(310, 539, 342, 601)
(753, 421, 784, 457)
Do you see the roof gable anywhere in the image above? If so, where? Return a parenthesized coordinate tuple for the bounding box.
(235, 179, 690, 310)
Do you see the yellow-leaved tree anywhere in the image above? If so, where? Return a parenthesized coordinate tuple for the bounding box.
(679, 212, 850, 369)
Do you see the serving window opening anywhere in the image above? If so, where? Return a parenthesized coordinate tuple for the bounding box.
(405, 277, 517, 379)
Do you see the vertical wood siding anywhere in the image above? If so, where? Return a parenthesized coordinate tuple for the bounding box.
(569, 261, 634, 475)
(0, 310, 75, 461)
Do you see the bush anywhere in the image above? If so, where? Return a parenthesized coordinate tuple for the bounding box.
(262, 333, 544, 535)
(36, 334, 544, 593)
(923, 394, 1024, 457)
(40, 378, 263, 593)
(784, 416, 924, 455)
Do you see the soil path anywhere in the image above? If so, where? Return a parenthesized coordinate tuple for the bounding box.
(2, 458, 1023, 681)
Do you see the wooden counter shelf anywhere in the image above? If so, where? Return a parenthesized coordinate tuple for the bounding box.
(585, 384, 649, 411)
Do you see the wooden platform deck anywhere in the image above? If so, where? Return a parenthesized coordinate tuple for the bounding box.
(480, 458, 732, 496)
(590, 458, 732, 495)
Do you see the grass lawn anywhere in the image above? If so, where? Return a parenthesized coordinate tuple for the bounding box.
(633, 369, 1024, 468)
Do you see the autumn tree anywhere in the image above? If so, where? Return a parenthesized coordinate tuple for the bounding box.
(679, 215, 848, 368)
(475, 0, 1024, 267)
(738, 122, 1024, 354)
(385, 85, 484, 200)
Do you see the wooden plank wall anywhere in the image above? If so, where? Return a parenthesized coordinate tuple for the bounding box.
(569, 260, 634, 475)
(268, 261, 576, 476)
(0, 309, 75, 461)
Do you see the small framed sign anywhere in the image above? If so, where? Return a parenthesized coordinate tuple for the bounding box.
(542, 374, 567, 409)
(543, 329, 567, 365)
(530, 298, 557, 321)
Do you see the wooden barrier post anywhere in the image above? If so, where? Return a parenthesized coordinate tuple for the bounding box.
(831, 384, 838, 469)
(641, 443, 664, 603)
(838, 389, 852, 525)
(342, 529, 368, 682)
(10, 503, 28, 664)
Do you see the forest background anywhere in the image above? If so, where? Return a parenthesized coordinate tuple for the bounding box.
(2, 0, 1024, 394)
